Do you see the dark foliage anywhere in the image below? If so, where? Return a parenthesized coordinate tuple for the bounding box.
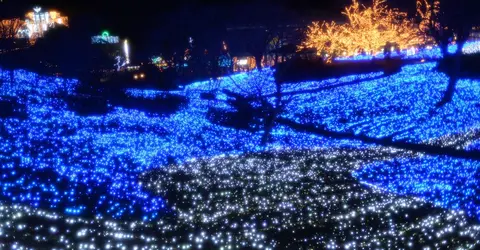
(438, 54, 480, 78)
(65, 95, 110, 117)
(0, 97, 27, 120)
(103, 67, 180, 91)
(275, 58, 406, 84)
(112, 93, 189, 116)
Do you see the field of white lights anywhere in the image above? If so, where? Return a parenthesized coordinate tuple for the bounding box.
(0, 61, 480, 249)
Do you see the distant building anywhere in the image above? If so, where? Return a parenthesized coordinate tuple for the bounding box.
(17, 7, 68, 40)
(90, 31, 130, 71)
(232, 53, 256, 72)
(471, 27, 480, 41)
(226, 23, 305, 70)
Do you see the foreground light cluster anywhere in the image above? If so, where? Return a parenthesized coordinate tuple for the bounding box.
(2, 149, 479, 249)
(354, 155, 480, 220)
(1, 59, 480, 249)
(0, 67, 372, 221)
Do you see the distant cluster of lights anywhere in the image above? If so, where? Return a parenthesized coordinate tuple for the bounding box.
(467, 140, 480, 151)
(335, 41, 480, 61)
(125, 89, 170, 99)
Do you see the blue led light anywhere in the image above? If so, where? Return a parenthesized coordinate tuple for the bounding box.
(335, 41, 480, 61)
(1, 59, 480, 248)
(354, 156, 480, 219)
(282, 62, 480, 143)
(0, 66, 372, 221)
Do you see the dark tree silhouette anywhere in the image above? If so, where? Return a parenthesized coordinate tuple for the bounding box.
(31, 25, 119, 75)
(227, 70, 297, 145)
(419, 0, 479, 107)
(31, 26, 91, 73)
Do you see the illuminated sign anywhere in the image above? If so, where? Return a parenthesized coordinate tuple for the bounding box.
(91, 31, 119, 44)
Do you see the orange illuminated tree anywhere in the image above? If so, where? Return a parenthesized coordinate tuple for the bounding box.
(0, 18, 24, 51)
(0, 18, 23, 39)
(416, 0, 453, 56)
(302, 0, 422, 61)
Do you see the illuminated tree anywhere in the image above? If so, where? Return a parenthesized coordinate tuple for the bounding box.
(218, 41, 232, 74)
(0, 18, 24, 51)
(416, 0, 474, 56)
(0, 18, 23, 39)
(416, 0, 453, 56)
(302, 0, 422, 61)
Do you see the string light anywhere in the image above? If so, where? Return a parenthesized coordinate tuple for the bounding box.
(335, 40, 480, 61)
(0, 60, 480, 248)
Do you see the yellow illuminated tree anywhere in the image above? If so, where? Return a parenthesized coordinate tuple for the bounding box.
(302, 0, 422, 61)
(416, 0, 452, 54)
(0, 18, 24, 39)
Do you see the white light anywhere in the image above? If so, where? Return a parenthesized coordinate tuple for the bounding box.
(237, 59, 248, 66)
(124, 40, 130, 65)
(34, 7, 42, 13)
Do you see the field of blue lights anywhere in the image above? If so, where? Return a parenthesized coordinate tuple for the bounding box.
(283, 62, 480, 143)
(1, 61, 480, 249)
(354, 156, 480, 220)
(0, 68, 369, 221)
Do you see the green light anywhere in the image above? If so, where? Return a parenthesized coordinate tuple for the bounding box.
(102, 31, 110, 37)
(152, 57, 161, 64)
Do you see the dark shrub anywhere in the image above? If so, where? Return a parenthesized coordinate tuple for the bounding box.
(0, 98, 27, 120)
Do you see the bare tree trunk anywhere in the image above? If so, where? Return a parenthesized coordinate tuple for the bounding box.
(261, 110, 274, 145)
(439, 43, 449, 58)
(9, 69, 14, 83)
(255, 55, 263, 70)
(437, 42, 464, 107)
(261, 81, 283, 146)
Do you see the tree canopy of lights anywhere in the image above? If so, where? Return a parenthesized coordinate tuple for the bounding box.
(0, 18, 24, 39)
(302, 0, 423, 61)
(416, 0, 476, 55)
(416, 0, 442, 44)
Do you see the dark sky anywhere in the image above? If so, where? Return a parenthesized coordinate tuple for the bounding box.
(1, 0, 416, 59)
(6, 1, 416, 32)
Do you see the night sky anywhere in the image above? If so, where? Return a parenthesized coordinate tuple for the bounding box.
(1, 0, 417, 59)
(2, 0, 416, 33)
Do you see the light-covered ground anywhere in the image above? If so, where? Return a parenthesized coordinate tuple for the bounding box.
(2, 149, 480, 249)
(0, 62, 480, 249)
